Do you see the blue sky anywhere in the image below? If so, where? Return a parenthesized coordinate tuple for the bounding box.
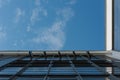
(0, 0, 105, 50)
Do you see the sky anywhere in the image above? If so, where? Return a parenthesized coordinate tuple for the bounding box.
(0, 0, 105, 50)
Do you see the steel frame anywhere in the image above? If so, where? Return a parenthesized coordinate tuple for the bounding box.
(0, 51, 119, 80)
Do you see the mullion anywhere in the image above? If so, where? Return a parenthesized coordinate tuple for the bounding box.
(58, 51, 62, 60)
(44, 56, 54, 80)
(8, 57, 35, 80)
(73, 51, 77, 60)
(0, 56, 25, 71)
(80, 55, 120, 80)
(44, 51, 47, 60)
(66, 55, 83, 80)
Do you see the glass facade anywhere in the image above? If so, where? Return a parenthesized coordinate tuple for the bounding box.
(114, 0, 120, 50)
(0, 51, 120, 80)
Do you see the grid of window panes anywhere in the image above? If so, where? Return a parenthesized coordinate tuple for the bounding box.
(0, 51, 120, 80)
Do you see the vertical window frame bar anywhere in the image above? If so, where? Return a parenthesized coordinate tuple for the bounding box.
(0, 56, 25, 71)
(9, 55, 34, 80)
(44, 55, 54, 80)
(66, 55, 83, 80)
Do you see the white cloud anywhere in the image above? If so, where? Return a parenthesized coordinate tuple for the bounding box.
(33, 22, 65, 50)
(30, 0, 47, 24)
(13, 42, 17, 47)
(43, 0, 48, 3)
(27, 25, 31, 32)
(0, 32, 6, 39)
(57, 7, 74, 22)
(35, 0, 48, 6)
(35, 0, 41, 6)
(0, 0, 10, 8)
(42, 9, 48, 16)
(0, 25, 6, 41)
(30, 8, 40, 24)
(32, 7, 74, 50)
(20, 39, 25, 46)
(30, 7, 47, 24)
(15, 8, 25, 23)
(67, 0, 77, 5)
(32, 21, 65, 50)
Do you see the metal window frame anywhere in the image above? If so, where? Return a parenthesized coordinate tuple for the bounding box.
(79, 55, 120, 80)
(0, 51, 119, 80)
(9, 58, 34, 80)
(66, 55, 83, 80)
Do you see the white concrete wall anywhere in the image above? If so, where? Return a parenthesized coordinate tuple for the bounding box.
(106, 0, 113, 51)
(106, 51, 120, 60)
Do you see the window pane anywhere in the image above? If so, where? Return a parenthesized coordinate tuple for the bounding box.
(0, 67, 22, 75)
(17, 78, 43, 80)
(50, 67, 75, 75)
(0, 57, 19, 67)
(23, 67, 48, 75)
(0, 78, 9, 80)
(48, 78, 77, 80)
(83, 77, 107, 80)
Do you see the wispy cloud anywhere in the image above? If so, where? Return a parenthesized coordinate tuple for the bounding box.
(13, 41, 17, 47)
(30, 8, 47, 24)
(26, 25, 31, 32)
(0, 32, 6, 39)
(20, 39, 25, 46)
(35, 0, 41, 6)
(67, 0, 77, 5)
(15, 8, 25, 23)
(30, 0, 47, 24)
(0, 25, 6, 41)
(32, 21, 65, 50)
(32, 7, 74, 50)
(0, 0, 10, 8)
(56, 7, 74, 22)
(30, 8, 40, 24)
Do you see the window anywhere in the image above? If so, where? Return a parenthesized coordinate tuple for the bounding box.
(0, 52, 120, 80)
